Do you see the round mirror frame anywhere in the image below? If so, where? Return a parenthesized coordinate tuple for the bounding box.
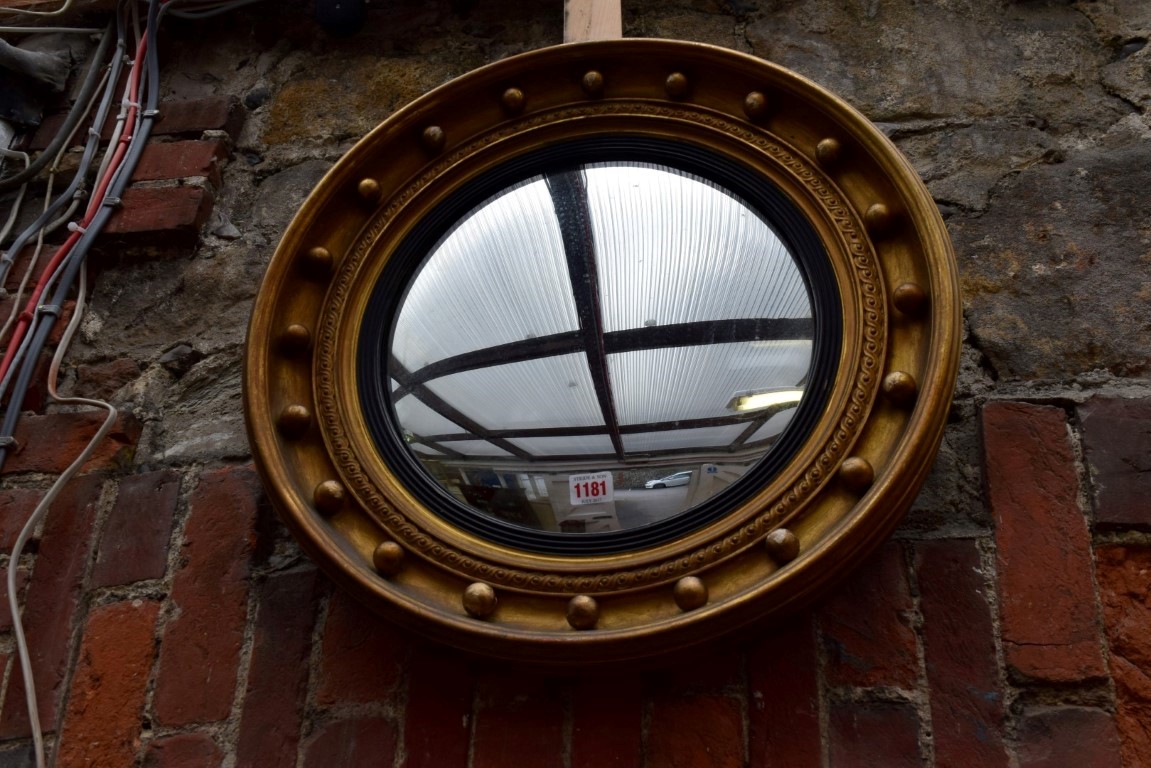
(244, 39, 960, 665)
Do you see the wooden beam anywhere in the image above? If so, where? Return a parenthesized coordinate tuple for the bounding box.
(563, 0, 622, 43)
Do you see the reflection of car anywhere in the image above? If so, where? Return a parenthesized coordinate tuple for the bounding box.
(645, 471, 692, 489)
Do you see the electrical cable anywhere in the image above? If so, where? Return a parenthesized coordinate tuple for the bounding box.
(0, 33, 123, 289)
(0, 63, 110, 345)
(0, 0, 75, 17)
(3, 0, 256, 759)
(0, 26, 103, 34)
(0, 0, 159, 470)
(8, 261, 116, 768)
(2, 3, 150, 760)
(0, 21, 114, 194)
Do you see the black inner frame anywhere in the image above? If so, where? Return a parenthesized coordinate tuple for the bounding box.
(357, 136, 843, 555)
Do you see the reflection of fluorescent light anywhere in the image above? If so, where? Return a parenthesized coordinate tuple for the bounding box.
(728, 389, 804, 412)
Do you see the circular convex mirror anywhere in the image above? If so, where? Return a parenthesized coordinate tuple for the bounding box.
(363, 148, 841, 554)
(244, 39, 960, 665)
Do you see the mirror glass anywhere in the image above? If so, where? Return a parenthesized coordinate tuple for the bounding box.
(387, 162, 814, 534)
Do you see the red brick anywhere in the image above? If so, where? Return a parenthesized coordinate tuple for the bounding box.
(0, 474, 103, 738)
(73, 358, 142, 403)
(235, 569, 319, 768)
(647, 693, 744, 768)
(983, 401, 1106, 682)
(152, 96, 243, 139)
(132, 140, 227, 186)
(315, 589, 405, 706)
(0, 568, 29, 633)
(402, 644, 473, 768)
(828, 701, 922, 768)
(56, 600, 160, 768)
(915, 539, 1009, 767)
(1110, 656, 1151, 768)
(648, 643, 744, 693)
(27, 96, 243, 151)
(90, 470, 180, 587)
(748, 615, 820, 768)
(472, 673, 564, 768)
(153, 465, 260, 726)
(142, 733, 224, 768)
(821, 541, 918, 689)
(3, 246, 59, 293)
(4, 411, 141, 475)
(105, 185, 214, 239)
(1094, 546, 1151, 766)
(1018, 707, 1122, 768)
(0, 489, 39, 552)
(1079, 398, 1151, 528)
(302, 718, 397, 768)
(571, 674, 641, 768)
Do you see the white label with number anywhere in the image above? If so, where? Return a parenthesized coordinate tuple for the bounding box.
(568, 471, 614, 506)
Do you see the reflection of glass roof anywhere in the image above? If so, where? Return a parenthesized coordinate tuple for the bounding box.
(389, 162, 815, 462)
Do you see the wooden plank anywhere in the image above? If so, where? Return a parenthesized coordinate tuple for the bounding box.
(563, 0, 622, 43)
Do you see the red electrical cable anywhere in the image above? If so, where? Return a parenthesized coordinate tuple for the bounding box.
(0, 31, 148, 385)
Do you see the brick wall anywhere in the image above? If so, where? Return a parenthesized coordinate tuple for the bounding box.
(2, 0, 1150, 765)
(2, 399, 1148, 766)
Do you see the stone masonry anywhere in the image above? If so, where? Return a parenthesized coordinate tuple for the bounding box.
(1, 0, 1150, 765)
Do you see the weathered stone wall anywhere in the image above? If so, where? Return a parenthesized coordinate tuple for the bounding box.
(1, 0, 1150, 765)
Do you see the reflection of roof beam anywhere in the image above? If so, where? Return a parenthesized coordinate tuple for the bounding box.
(547, 169, 625, 461)
(605, 318, 813, 353)
(394, 318, 813, 394)
(730, 415, 770, 450)
(425, 435, 782, 466)
(389, 356, 534, 461)
(415, 406, 795, 443)
(408, 437, 466, 460)
(394, 330, 584, 396)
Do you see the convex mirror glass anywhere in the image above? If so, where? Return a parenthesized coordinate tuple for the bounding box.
(387, 162, 815, 537)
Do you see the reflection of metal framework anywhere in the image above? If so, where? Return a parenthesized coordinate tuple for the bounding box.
(389, 165, 814, 465)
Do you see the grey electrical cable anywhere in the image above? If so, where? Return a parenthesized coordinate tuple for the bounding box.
(0, 21, 114, 193)
(0, 26, 104, 34)
(0, 316, 37, 402)
(0, 20, 124, 286)
(0, 62, 108, 343)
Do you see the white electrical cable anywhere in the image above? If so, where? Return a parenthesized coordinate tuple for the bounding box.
(7, 263, 115, 768)
(0, 0, 75, 17)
